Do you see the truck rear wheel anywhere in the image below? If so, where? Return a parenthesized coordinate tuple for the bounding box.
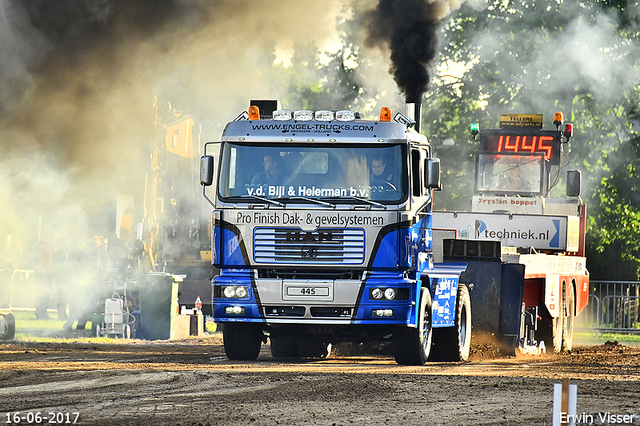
(429, 283, 472, 362)
(270, 337, 298, 358)
(538, 294, 564, 353)
(271, 337, 331, 359)
(223, 323, 262, 360)
(393, 287, 432, 365)
(562, 284, 575, 351)
(0, 313, 15, 341)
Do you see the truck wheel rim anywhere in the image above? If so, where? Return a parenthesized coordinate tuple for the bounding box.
(459, 305, 468, 347)
(421, 303, 431, 351)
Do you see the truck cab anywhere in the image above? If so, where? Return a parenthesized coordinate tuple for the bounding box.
(200, 101, 470, 364)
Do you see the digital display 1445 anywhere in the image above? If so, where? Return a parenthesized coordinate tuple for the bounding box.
(479, 129, 561, 165)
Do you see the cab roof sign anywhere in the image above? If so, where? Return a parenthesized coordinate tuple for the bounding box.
(500, 114, 543, 129)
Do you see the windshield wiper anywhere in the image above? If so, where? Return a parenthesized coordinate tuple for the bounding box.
(322, 196, 387, 209)
(273, 196, 336, 208)
(233, 195, 285, 207)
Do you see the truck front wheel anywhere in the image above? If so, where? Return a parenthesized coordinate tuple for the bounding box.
(429, 283, 472, 362)
(393, 287, 432, 365)
(223, 323, 262, 360)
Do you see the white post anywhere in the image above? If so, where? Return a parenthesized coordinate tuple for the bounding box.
(553, 383, 562, 426)
(567, 384, 577, 426)
(553, 380, 577, 426)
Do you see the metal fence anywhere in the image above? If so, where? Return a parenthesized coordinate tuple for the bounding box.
(576, 280, 640, 335)
(0, 268, 39, 311)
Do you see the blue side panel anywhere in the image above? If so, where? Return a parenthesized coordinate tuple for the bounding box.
(212, 224, 221, 265)
(392, 214, 432, 270)
(431, 276, 459, 327)
(222, 227, 247, 266)
(421, 214, 433, 251)
(423, 263, 468, 328)
(371, 230, 399, 268)
(411, 214, 433, 269)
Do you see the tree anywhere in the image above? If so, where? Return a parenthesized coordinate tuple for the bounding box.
(424, 0, 640, 277)
(275, 0, 640, 276)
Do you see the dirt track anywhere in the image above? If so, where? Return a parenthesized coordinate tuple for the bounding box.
(0, 337, 639, 426)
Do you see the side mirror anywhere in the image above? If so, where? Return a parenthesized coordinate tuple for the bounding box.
(200, 155, 215, 186)
(566, 170, 581, 197)
(425, 158, 441, 190)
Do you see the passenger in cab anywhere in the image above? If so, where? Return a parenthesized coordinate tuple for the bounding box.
(370, 155, 396, 190)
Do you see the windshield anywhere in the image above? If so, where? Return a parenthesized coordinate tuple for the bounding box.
(218, 143, 408, 204)
(475, 153, 545, 195)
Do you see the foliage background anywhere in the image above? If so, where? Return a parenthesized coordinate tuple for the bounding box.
(0, 0, 639, 279)
(272, 0, 640, 279)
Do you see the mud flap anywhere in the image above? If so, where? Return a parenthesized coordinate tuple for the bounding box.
(499, 263, 525, 348)
(455, 260, 525, 350)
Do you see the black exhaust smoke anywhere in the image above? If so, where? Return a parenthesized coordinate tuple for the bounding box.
(363, 0, 446, 103)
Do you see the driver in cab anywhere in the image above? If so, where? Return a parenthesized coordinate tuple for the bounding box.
(251, 154, 288, 186)
(370, 155, 395, 185)
(369, 154, 398, 198)
(498, 162, 532, 192)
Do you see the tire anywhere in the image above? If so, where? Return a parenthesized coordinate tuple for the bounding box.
(0, 313, 15, 341)
(393, 287, 432, 365)
(270, 337, 299, 358)
(123, 324, 131, 339)
(223, 322, 262, 361)
(429, 283, 472, 362)
(538, 287, 564, 354)
(562, 284, 575, 352)
(95, 324, 102, 338)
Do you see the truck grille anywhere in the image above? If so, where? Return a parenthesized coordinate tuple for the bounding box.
(254, 227, 365, 264)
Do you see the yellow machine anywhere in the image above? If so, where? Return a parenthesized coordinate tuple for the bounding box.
(115, 98, 215, 316)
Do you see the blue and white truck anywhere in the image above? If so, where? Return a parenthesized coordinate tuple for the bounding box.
(200, 102, 588, 364)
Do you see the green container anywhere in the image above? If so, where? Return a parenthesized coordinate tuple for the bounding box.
(138, 273, 179, 340)
(91, 314, 104, 337)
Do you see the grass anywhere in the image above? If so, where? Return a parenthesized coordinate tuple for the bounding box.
(573, 331, 640, 346)
(7, 309, 218, 343)
(9, 309, 99, 343)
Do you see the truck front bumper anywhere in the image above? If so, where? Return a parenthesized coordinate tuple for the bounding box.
(212, 271, 417, 326)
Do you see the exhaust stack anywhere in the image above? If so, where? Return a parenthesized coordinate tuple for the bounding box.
(405, 103, 422, 133)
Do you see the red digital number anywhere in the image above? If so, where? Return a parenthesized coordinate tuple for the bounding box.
(497, 134, 553, 160)
(537, 136, 553, 160)
(521, 136, 536, 153)
(498, 135, 520, 152)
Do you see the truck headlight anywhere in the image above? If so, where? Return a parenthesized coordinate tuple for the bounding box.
(222, 286, 249, 298)
(371, 288, 383, 300)
(384, 288, 396, 300)
(370, 287, 400, 301)
(235, 286, 248, 298)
